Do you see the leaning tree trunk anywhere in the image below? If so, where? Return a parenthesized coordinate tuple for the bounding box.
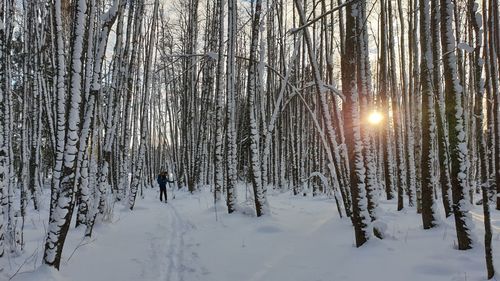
(292, 0, 345, 218)
(44, 0, 88, 269)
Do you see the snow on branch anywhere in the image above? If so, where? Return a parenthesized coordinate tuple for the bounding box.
(457, 42, 474, 53)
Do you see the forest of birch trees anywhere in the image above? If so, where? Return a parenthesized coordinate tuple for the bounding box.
(0, 0, 499, 278)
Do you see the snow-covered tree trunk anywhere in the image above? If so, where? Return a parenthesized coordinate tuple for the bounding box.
(44, 0, 88, 269)
(28, 6, 44, 211)
(489, 0, 500, 211)
(387, 0, 405, 211)
(292, 0, 345, 217)
(431, 0, 453, 218)
(247, 0, 267, 217)
(410, 0, 422, 213)
(419, 0, 438, 229)
(483, 0, 497, 206)
(440, 0, 473, 250)
(469, 0, 494, 277)
(49, 0, 68, 220)
(226, 0, 237, 213)
(75, 0, 97, 228)
(397, 0, 415, 207)
(355, 1, 377, 220)
(193, 0, 216, 192)
(214, 0, 225, 203)
(335, 2, 353, 208)
(20, 45, 30, 250)
(0, 0, 7, 258)
(129, 0, 158, 210)
(378, 0, 394, 201)
(94, 0, 122, 217)
(3, 20, 14, 251)
(342, 0, 370, 247)
(181, 0, 200, 193)
(119, 1, 140, 201)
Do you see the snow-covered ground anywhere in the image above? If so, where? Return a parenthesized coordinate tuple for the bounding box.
(2, 185, 499, 281)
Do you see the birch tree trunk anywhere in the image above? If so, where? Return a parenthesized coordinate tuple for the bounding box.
(214, 0, 225, 203)
(431, 0, 453, 218)
(129, 0, 159, 210)
(378, 0, 394, 201)
(420, 0, 438, 229)
(0, 0, 7, 258)
(341, 0, 370, 247)
(226, 0, 237, 213)
(440, 0, 473, 250)
(247, 0, 267, 217)
(44, 0, 88, 269)
(469, 0, 494, 277)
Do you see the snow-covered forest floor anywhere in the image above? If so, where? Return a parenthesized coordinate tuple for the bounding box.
(1, 185, 499, 281)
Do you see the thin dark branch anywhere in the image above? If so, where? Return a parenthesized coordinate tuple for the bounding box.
(290, 0, 364, 34)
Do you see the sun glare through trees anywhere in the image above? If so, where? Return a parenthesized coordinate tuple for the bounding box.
(0, 0, 499, 279)
(367, 111, 383, 125)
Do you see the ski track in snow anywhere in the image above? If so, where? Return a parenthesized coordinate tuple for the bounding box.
(470, 211, 500, 231)
(165, 204, 188, 281)
(6, 188, 500, 281)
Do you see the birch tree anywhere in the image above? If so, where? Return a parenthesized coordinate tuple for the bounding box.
(440, 0, 473, 250)
(469, 0, 494, 277)
(44, 0, 89, 269)
(420, 0, 438, 229)
(0, 0, 8, 258)
(341, 0, 370, 246)
(247, 0, 267, 217)
(226, 0, 237, 213)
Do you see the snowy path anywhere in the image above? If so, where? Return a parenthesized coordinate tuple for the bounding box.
(174, 191, 500, 281)
(470, 210, 500, 232)
(164, 204, 188, 281)
(57, 191, 194, 281)
(6, 187, 500, 281)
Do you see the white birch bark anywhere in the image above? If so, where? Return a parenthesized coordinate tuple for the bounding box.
(0, 0, 7, 258)
(129, 0, 159, 210)
(440, 0, 473, 250)
(44, 0, 88, 269)
(214, 0, 225, 203)
(226, 0, 237, 213)
(247, 0, 267, 217)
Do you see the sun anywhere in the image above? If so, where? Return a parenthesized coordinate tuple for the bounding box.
(367, 111, 383, 125)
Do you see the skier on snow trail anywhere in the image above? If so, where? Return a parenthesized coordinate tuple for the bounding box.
(157, 171, 174, 203)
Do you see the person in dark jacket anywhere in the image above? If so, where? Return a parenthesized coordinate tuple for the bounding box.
(157, 171, 174, 202)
